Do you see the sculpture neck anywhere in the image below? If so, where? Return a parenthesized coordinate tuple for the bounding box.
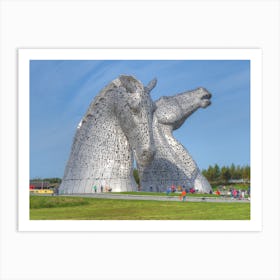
(85, 114, 133, 177)
(61, 108, 136, 193)
(154, 118, 199, 177)
(172, 95, 200, 130)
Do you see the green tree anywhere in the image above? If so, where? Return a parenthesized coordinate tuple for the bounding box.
(229, 163, 236, 179)
(44, 177, 62, 184)
(203, 165, 219, 182)
(202, 169, 208, 178)
(213, 164, 220, 181)
(234, 165, 242, 179)
(204, 165, 214, 181)
(133, 169, 140, 185)
(242, 165, 250, 181)
(220, 166, 231, 182)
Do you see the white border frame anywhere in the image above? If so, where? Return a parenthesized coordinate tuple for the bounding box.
(18, 48, 262, 232)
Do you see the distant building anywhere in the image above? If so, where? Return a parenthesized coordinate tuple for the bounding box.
(29, 180, 50, 189)
(228, 179, 250, 184)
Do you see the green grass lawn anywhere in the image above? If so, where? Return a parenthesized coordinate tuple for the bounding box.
(30, 196, 250, 220)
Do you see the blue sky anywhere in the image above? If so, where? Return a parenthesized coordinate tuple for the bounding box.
(30, 60, 250, 179)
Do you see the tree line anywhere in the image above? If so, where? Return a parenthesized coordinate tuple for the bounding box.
(201, 164, 250, 184)
(30, 177, 62, 185)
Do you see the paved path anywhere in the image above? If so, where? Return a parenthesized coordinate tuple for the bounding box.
(62, 193, 250, 203)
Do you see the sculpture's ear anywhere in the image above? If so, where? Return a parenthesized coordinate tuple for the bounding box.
(145, 78, 157, 94)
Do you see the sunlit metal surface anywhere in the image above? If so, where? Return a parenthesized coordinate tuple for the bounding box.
(59, 75, 155, 194)
(138, 87, 212, 193)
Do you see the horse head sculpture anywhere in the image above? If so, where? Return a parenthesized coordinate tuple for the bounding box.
(138, 86, 213, 193)
(59, 75, 155, 194)
(112, 75, 156, 167)
(154, 87, 212, 130)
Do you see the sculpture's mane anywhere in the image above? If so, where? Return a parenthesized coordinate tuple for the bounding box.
(77, 80, 119, 128)
(78, 75, 143, 128)
(87, 75, 142, 111)
(89, 80, 118, 108)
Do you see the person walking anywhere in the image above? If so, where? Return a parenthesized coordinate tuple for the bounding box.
(180, 189, 187, 202)
(100, 185, 103, 192)
(93, 185, 97, 193)
(241, 189, 245, 199)
(166, 187, 171, 195)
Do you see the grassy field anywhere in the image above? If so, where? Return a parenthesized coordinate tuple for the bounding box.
(30, 196, 250, 220)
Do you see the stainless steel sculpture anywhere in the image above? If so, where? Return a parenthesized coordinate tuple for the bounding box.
(59, 75, 156, 194)
(138, 87, 213, 193)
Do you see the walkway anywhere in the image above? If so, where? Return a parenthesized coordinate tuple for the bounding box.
(62, 193, 250, 203)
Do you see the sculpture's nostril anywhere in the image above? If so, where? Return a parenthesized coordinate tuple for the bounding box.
(202, 93, 212, 100)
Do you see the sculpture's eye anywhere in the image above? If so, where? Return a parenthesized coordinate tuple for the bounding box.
(127, 93, 141, 113)
(128, 99, 141, 113)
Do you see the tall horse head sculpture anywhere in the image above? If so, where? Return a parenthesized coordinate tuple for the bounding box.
(154, 87, 211, 130)
(138, 87, 212, 193)
(59, 75, 156, 194)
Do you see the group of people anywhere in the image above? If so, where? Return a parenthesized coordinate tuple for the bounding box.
(92, 185, 112, 193)
(165, 185, 196, 202)
(164, 184, 251, 202)
(210, 186, 250, 200)
(90, 183, 250, 201)
(166, 185, 197, 195)
(228, 187, 250, 200)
